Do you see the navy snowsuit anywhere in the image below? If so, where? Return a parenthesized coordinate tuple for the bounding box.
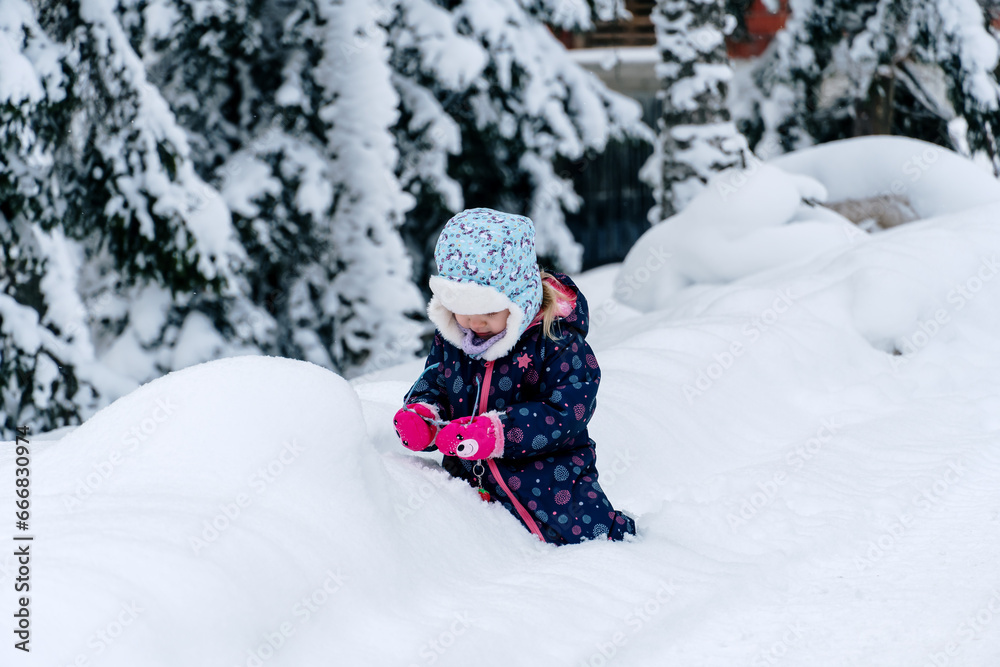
(406, 273, 636, 544)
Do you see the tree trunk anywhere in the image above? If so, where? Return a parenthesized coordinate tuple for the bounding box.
(650, 0, 747, 221)
(856, 66, 896, 137)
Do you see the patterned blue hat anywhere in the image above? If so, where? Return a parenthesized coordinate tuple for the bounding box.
(428, 208, 543, 361)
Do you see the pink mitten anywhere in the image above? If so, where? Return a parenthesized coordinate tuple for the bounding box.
(436, 412, 505, 460)
(393, 403, 442, 451)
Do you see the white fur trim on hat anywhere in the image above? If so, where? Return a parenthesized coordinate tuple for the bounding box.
(428, 276, 528, 361)
(428, 275, 512, 315)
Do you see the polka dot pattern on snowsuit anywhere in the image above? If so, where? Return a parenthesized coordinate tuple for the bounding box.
(406, 272, 636, 544)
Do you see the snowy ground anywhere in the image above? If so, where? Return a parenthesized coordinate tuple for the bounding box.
(4, 138, 1000, 666)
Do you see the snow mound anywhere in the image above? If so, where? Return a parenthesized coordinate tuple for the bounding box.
(769, 136, 1000, 220)
(5, 199, 1000, 664)
(6, 356, 648, 667)
(20, 357, 373, 666)
(8, 171, 1000, 666)
(616, 163, 859, 310)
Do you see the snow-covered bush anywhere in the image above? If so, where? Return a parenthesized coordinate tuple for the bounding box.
(746, 0, 1000, 173)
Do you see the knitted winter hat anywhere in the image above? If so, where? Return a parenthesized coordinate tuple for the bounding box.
(428, 208, 543, 361)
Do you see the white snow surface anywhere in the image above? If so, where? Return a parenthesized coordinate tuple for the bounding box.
(621, 137, 1000, 311)
(6, 181, 1000, 664)
(769, 136, 1000, 218)
(619, 162, 859, 309)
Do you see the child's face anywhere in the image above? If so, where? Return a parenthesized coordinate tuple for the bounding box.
(456, 310, 510, 338)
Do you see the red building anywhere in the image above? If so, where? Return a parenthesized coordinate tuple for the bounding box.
(557, 0, 790, 60)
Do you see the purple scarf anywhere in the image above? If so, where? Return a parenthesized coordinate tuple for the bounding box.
(456, 324, 507, 359)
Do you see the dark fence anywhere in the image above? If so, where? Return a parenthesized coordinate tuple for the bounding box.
(564, 93, 660, 270)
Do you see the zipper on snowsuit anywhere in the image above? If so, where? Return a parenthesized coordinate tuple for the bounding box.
(477, 360, 546, 543)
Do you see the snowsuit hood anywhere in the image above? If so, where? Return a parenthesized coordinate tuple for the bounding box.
(541, 268, 590, 340)
(428, 208, 544, 362)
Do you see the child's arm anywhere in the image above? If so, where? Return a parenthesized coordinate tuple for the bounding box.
(404, 333, 449, 414)
(435, 336, 599, 461)
(494, 335, 600, 460)
(394, 333, 451, 453)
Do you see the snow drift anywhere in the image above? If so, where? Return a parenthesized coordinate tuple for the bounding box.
(617, 136, 1000, 311)
(769, 135, 1000, 220)
(5, 140, 1000, 666)
(615, 162, 859, 310)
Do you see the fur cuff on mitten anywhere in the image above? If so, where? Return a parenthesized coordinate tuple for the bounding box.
(436, 412, 505, 460)
(393, 403, 443, 452)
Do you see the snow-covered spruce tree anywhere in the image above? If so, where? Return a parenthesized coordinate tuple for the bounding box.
(32, 0, 241, 292)
(749, 0, 1000, 173)
(0, 0, 247, 433)
(384, 0, 469, 284)
(116, 0, 268, 179)
(0, 1, 114, 435)
(642, 0, 750, 223)
(62, 0, 256, 386)
(749, 0, 935, 151)
(1, 2, 106, 433)
(289, 0, 426, 374)
(928, 0, 1000, 171)
(114, 0, 289, 363)
(118, 0, 425, 376)
(0, 218, 104, 437)
(214, 0, 427, 376)
(386, 0, 651, 276)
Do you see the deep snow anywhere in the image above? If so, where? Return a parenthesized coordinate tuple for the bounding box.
(4, 138, 1000, 666)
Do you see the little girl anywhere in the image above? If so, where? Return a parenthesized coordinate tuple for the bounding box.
(394, 207, 635, 545)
